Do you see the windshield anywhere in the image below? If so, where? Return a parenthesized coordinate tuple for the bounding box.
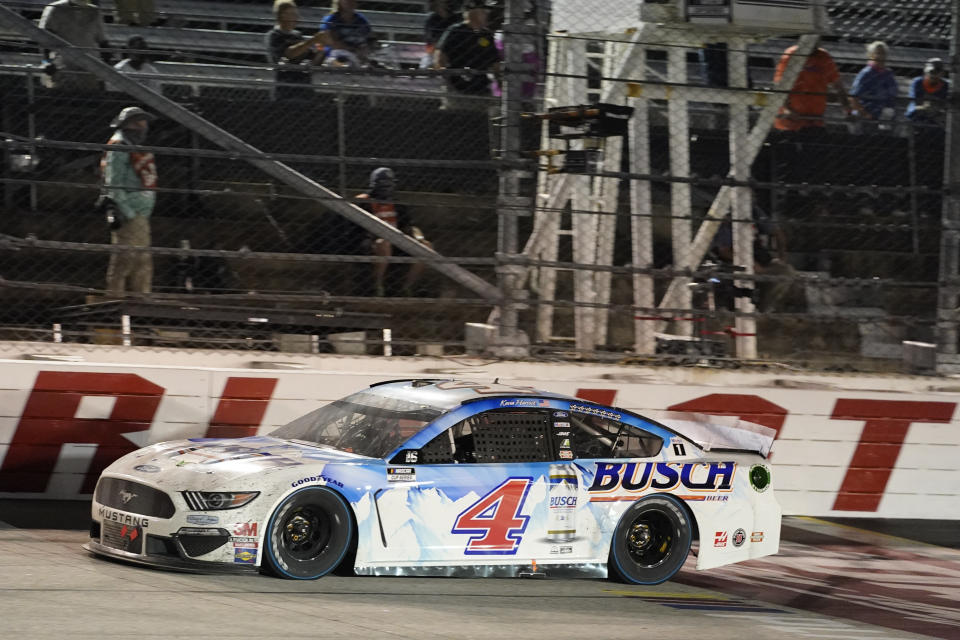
(269, 390, 444, 458)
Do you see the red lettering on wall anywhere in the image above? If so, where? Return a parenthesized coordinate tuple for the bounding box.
(667, 394, 789, 436)
(205, 377, 278, 439)
(0, 371, 163, 493)
(575, 388, 618, 406)
(830, 399, 955, 512)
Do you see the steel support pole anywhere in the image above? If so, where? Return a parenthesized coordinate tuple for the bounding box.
(728, 38, 757, 358)
(937, 0, 960, 369)
(629, 46, 655, 355)
(668, 46, 693, 336)
(493, 0, 531, 353)
(0, 6, 500, 301)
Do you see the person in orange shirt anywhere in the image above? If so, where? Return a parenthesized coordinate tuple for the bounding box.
(774, 45, 853, 135)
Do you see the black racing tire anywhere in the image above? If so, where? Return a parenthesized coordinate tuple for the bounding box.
(262, 487, 354, 580)
(607, 495, 692, 585)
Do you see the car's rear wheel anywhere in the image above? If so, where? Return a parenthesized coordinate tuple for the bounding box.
(607, 496, 692, 585)
(263, 487, 353, 580)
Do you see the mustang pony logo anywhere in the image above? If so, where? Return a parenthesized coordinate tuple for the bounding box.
(119, 490, 137, 504)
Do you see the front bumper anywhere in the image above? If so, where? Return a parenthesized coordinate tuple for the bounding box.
(84, 540, 258, 574)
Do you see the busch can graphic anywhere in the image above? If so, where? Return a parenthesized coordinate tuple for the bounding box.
(547, 464, 578, 542)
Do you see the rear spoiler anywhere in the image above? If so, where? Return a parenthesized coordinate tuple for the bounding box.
(651, 411, 777, 458)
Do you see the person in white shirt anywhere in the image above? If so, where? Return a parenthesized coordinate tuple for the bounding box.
(108, 36, 162, 94)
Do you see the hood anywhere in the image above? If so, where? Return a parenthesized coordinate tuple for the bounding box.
(653, 411, 776, 457)
(109, 436, 372, 489)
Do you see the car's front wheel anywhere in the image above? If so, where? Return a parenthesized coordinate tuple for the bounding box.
(607, 495, 692, 585)
(262, 487, 354, 579)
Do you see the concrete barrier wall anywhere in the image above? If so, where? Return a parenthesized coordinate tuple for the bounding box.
(0, 344, 957, 519)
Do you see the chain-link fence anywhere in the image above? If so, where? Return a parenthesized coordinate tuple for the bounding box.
(0, 0, 956, 373)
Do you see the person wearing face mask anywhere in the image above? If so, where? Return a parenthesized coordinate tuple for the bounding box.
(355, 167, 432, 297)
(38, 0, 110, 91)
(107, 36, 162, 93)
(266, 1, 324, 100)
(99, 107, 158, 296)
(434, 0, 502, 110)
(906, 58, 949, 127)
(849, 41, 899, 124)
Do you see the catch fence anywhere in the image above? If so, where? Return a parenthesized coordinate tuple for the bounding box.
(0, 0, 956, 373)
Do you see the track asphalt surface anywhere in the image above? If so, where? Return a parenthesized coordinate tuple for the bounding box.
(0, 502, 957, 640)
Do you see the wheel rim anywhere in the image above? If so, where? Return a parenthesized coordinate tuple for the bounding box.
(281, 506, 333, 560)
(625, 510, 674, 567)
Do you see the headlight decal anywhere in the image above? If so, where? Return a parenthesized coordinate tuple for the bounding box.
(182, 491, 260, 510)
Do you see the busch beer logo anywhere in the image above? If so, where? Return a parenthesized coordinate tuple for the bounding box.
(588, 461, 736, 494)
(233, 522, 258, 537)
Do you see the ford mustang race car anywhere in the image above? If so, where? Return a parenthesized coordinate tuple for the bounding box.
(85, 379, 780, 584)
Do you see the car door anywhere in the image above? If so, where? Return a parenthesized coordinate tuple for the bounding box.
(381, 407, 559, 566)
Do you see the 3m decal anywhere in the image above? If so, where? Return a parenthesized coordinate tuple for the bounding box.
(451, 477, 533, 555)
(233, 522, 258, 538)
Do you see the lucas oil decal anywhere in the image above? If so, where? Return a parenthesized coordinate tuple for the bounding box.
(588, 461, 736, 498)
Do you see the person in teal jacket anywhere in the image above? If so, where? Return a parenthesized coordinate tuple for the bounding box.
(100, 106, 157, 295)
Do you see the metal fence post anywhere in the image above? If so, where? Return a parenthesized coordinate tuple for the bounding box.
(937, 0, 960, 371)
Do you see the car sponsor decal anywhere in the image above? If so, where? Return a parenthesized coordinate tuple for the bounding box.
(234, 547, 257, 564)
(732, 528, 747, 547)
(751, 530, 764, 543)
(553, 411, 569, 418)
(233, 522, 258, 537)
(588, 461, 736, 500)
(186, 514, 219, 525)
(554, 422, 570, 429)
(133, 464, 160, 473)
(387, 467, 416, 483)
(550, 545, 573, 554)
(714, 531, 728, 547)
(290, 474, 344, 489)
(559, 450, 573, 459)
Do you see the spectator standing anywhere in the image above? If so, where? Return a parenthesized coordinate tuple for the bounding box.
(906, 57, 949, 127)
(38, 0, 109, 92)
(114, 0, 156, 26)
(773, 44, 851, 136)
(435, 0, 501, 110)
(850, 41, 899, 124)
(423, 0, 458, 67)
(100, 107, 158, 296)
(266, 1, 324, 99)
(355, 167, 432, 297)
(319, 0, 372, 67)
(107, 36, 162, 93)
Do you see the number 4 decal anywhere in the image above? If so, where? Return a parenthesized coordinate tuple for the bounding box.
(452, 477, 533, 555)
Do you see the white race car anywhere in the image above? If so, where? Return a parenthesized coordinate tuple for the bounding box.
(86, 379, 780, 584)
